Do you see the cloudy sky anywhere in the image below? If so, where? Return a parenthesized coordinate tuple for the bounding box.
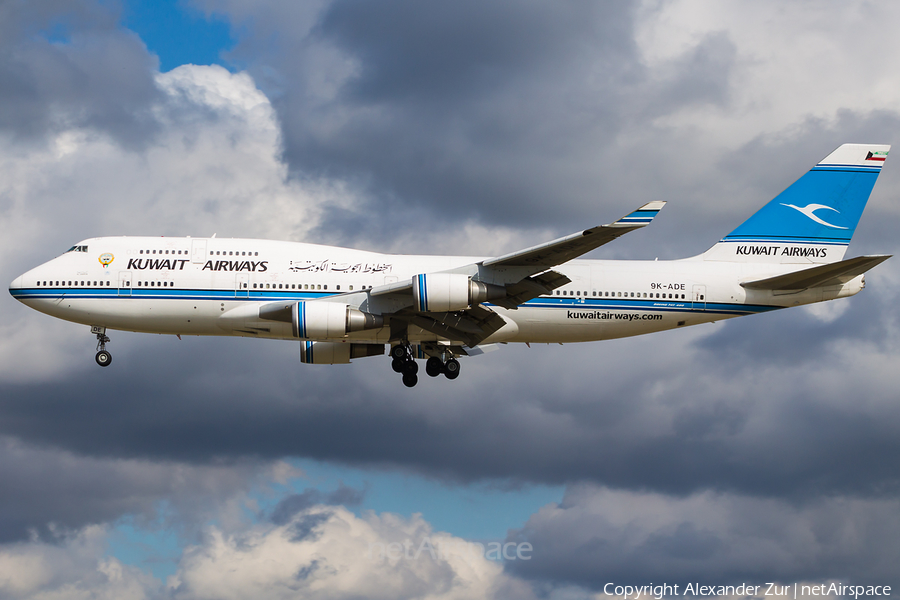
(2, 0, 900, 597)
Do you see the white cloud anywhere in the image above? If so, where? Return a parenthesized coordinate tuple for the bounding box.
(0, 504, 542, 600)
(170, 506, 537, 600)
(0, 64, 334, 381)
(636, 0, 900, 143)
(0, 525, 161, 600)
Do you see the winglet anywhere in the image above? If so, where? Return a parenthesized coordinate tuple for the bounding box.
(608, 201, 667, 228)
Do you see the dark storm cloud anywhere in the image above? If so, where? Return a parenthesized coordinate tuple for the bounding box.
(1, 317, 898, 502)
(207, 0, 739, 246)
(0, 435, 272, 542)
(694, 288, 895, 368)
(0, 0, 161, 146)
(504, 484, 900, 588)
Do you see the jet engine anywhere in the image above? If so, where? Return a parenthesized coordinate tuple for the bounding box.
(412, 273, 505, 312)
(291, 302, 383, 339)
(300, 341, 385, 364)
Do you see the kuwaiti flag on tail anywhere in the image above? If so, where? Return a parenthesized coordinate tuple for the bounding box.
(866, 150, 888, 162)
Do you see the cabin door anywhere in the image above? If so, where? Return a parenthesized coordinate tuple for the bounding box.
(691, 284, 706, 311)
(235, 274, 249, 298)
(118, 271, 132, 296)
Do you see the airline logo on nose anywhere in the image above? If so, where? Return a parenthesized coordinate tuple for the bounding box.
(99, 253, 114, 267)
(780, 203, 848, 229)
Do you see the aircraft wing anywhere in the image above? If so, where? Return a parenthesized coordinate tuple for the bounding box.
(740, 255, 891, 291)
(307, 201, 664, 348)
(482, 201, 666, 268)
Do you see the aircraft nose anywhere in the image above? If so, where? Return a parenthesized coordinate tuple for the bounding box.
(9, 275, 23, 299)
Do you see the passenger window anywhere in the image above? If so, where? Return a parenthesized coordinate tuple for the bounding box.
(350, 285, 354, 291)
(336, 285, 340, 290)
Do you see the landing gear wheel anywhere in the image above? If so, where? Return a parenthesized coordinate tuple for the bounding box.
(402, 373, 418, 388)
(94, 328, 112, 368)
(95, 350, 112, 367)
(390, 345, 407, 360)
(425, 357, 443, 377)
(402, 360, 419, 376)
(443, 358, 460, 380)
(392, 358, 405, 373)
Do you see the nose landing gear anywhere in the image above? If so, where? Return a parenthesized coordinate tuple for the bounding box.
(92, 326, 112, 367)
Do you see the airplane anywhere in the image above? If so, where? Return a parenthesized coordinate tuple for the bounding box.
(8, 143, 892, 388)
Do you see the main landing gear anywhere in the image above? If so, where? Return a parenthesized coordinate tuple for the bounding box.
(92, 326, 112, 367)
(390, 344, 460, 388)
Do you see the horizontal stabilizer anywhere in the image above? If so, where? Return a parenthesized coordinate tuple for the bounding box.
(741, 255, 891, 291)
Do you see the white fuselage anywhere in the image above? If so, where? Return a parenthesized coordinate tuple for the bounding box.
(9, 236, 864, 346)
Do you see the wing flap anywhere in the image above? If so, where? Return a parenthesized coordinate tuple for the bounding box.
(407, 305, 507, 347)
(741, 255, 891, 291)
(492, 270, 570, 309)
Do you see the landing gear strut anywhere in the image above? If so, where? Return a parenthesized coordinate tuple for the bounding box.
(93, 326, 112, 367)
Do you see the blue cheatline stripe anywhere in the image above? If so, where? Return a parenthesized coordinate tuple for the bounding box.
(617, 210, 659, 224)
(718, 236, 851, 244)
(10, 287, 782, 318)
(716, 238, 849, 246)
(416, 274, 428, 311)
(9, 288, 334, 301)
(812, 165, 882, 172)
(298, 302, 305, 338)
(300, 340, 313, 363)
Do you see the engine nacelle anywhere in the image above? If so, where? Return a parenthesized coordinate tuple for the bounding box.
(300, 341, 385, 364)
(412, 273, 505, 312)
(292, 302, 384, 339)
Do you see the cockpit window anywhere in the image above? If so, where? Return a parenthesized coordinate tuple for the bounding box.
(65, 245, 88, 253)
